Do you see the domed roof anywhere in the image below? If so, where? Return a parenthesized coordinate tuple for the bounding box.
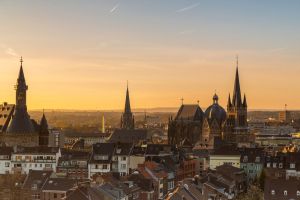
(205, 94, 226, 125)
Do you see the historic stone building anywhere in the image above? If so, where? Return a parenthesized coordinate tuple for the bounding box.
(0, 58, 50, 147)
(168, 61, 250, 148)
(168, 104, 204, 146)
(223, 66, 251, 145)
(120, 84, 135, 129)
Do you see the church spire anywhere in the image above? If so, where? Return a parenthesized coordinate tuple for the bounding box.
(227, 93, 232, 108)
(243, 94, 247, 107)
(232, 63, 242, 106)
(121, 82, 134, 129)
(124, 81, 132, 114)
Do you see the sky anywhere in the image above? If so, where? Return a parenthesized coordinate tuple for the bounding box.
(0, 0, 300, 110)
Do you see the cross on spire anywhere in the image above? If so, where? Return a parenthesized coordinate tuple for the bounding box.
(180, 97, 184, 105)
(20, 56, 23, 66)
(236, 55, 239, 67)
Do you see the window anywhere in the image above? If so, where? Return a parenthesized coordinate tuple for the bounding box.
(297, 191, 300, 196)
(290, 163, 296, 169)
(279, 163, 283, 168)
(271, 190, 275, 195)
(122, 157, 126, 161)
(284, 190, 287, 196)
(121, 164, 126, 169)
(272, 163, 277, 168)
(243, 156, 248, 162)
(255, 156, 260, 162)
(267, 163, 270, 168)
(31, 184, 37, 190)
(54, 193, 57, 198)
(5, 162, 10, 167)
(102, 164, 107, 170)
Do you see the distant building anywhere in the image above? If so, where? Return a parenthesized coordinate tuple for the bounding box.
(279, 109, 292, 123)
(120, 84, 135, 130)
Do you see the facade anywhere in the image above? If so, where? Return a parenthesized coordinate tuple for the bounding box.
(240, 148, 265, 183)
(264, 178, 300, 200)
(11, 146, 61, 174)
(112, 143, 134, 176)
(56, 149, 90, 179)
(0, 147, 13, 174)
(209, 145, 241, 170)
(168, 104, 204, 146)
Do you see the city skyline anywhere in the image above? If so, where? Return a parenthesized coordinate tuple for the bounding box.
(0, 0, 300, 110)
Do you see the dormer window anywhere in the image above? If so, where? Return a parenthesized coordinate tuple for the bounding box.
(271, 190, 275, 195)
(284, 190, 287, 196)
(273, 163, 277, 168)
(255, 157, 260, 162)
(297, 191, 300, 196)
(116, 149, 121, 154)
(243, 156, 248, 162)
(290, 163, 295, 169)
(279, 163, 283, 168)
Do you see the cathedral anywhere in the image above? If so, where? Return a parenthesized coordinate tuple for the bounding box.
(0, 58, 50, 147)
(168, 61, 251, 148)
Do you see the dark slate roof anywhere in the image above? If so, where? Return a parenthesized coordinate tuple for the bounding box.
(109, 129, 147, 144)
(175, 104, 204, 121)
(89, 143, 115, 164)
(212, 145, 240, 156)
(22, 170, 52, 190)
(0, 103, 15, 132)
(115, 143, 133, 156)
(0, 147, 13, 156)
(7, 108, 36, 134)
(240, 148, 265, 163)
(205, 94, 226, 126)
(13, 146, 59, 154)
(42, 178, 77, 192)
(146, 144, 177, 155)
(264, 178, 300, 200)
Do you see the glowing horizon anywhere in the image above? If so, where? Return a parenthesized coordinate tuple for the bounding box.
(0, 1, 300, 110)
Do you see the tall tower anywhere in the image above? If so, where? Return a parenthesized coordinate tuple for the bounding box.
(120, 83, 134, 129)
(225, 58, 248, 143)
(7, 57, 35, 134)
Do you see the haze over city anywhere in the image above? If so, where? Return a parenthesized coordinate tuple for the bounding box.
(0, 0, 300, 110)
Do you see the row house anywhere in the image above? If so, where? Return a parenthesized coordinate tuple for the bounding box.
(11, 146, 61, 174)
(240, 147, 265, 183)
(56, 149, 90, 179)
(138, 161, 170, 200)
(0, 147, 13, 174)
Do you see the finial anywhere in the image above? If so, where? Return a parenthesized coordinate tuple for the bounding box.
(236, 55, 239, 67)
(20, 56, 23, 66)
(180, 97, 184, 105)
(126, 80, 128, 89)
(197, 100, 199, 105)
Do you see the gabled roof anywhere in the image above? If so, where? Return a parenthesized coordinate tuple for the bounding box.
(109, 129, 147, 144)
(175, 104, 203, 121)
(22, 170, 52, 190)
(42, 178, 77, 192)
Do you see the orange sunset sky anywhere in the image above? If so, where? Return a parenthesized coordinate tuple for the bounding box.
(0, 0, 300, 110)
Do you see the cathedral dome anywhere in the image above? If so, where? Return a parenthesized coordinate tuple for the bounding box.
(205, 94, 226, 125)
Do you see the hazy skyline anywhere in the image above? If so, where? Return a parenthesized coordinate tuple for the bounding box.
(0, 0, 300, 110)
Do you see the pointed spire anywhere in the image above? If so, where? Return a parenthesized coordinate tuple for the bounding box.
(124, 81, 132, 114)
(227, 93, 232, 107)
(232, 65, 242, 106)
(243, 94, 247, 107)
(40, 111, 49, 133)
(18, 56, 26, 84)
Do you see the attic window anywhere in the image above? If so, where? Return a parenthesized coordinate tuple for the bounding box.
(297, 191, 300, 196)
(284, 190, 287, 196)
(271, 190, 275, 195)
(290, 163, 296, 169)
